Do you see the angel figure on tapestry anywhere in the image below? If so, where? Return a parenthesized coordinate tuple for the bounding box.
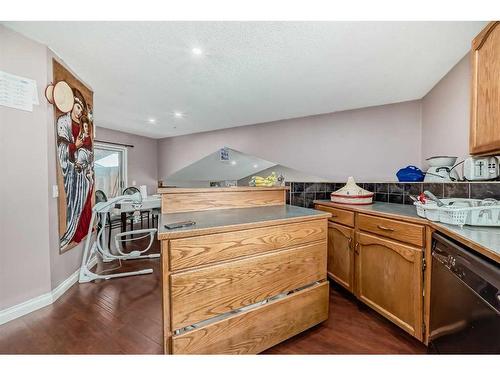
(56, 88, 95, 250)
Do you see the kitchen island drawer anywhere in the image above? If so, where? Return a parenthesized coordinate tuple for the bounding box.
(172, 281, 329, 354)
(314, 205, 355, 227)
(169, 219, 327, 271)
(358, 214, 424, 247)
(170, 241, 327, 330)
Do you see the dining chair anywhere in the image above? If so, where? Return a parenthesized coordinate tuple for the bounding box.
(151, 207, 161, 228)
(122, 186, 152, 230)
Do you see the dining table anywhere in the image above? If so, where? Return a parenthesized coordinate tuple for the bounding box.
(113, 194, 161, 232)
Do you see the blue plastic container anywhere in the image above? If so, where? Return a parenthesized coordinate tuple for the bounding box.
(396, 165, 425, 182)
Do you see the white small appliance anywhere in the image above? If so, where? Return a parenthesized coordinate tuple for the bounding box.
(463, 156, 499, 181)
(424, 156, 460, 182)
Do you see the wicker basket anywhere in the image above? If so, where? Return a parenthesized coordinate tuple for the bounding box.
(331, 177, 374, 205)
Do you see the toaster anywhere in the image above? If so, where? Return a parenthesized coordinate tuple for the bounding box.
(463, 156, 499, 180)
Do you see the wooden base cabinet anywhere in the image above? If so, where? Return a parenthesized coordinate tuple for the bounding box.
(315, 202, 426, 342)
(355, 232, 424, 340)
(327, 222, 354, 293)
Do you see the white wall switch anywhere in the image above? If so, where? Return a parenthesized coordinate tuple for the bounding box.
(132, 180, 136, 186)
(52, 185, 59, 198)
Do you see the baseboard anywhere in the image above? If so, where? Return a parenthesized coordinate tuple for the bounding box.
(0, 257, 97, 326)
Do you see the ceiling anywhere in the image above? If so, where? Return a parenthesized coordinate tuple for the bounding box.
(3, 21, 486, 139)
(166, 148, 276, 182)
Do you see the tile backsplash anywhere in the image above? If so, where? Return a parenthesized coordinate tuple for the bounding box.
(287, 181, 500, 208)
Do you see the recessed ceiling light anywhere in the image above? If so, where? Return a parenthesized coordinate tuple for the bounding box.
(231, 161, 237, 165)
(192, 47, 203, 55)
(174, 112, 184, 118)
(253, 164, 258, 168)
(147, 118, 156, 124)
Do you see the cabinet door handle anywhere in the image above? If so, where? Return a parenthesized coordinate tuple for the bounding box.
(348, 237, 352, 248)
(354, 243, 360, 255)
(377, 224, 394, 232)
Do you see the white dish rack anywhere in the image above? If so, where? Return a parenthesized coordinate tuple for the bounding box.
(414, 198, 500, 227)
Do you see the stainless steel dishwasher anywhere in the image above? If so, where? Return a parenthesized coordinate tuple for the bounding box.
(428, 233, 500, 354)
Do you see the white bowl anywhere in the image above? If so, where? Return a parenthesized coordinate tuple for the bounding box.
(426, 156, 457, 167)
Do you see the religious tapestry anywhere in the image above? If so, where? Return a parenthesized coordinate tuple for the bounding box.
(52, 60, 95, 252)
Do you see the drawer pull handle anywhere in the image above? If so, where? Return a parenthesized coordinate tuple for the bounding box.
(331, 214, 337, 218)
(377, 225, 394, 232)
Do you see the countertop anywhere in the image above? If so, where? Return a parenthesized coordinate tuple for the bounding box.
(158, 204, 331, 240)
(314, 200, 500, 264)
(431, 223, 500, 263)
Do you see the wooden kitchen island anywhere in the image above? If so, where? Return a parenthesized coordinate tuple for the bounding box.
(157, 187, 331, 354)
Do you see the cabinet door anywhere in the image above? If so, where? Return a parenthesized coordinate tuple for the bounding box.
(355, 232, 423, 340)
(470, 21, 500, 155)
(327, 223, 354, 292)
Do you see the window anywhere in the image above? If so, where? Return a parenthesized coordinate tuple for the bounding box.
(94, 143, 127, 198)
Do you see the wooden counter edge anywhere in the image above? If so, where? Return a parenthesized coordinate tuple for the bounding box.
(157, 186, 290, 194)
(158, 213, 331, 240)
(161, 240, 173, 354)
(423, 226, 433, 346)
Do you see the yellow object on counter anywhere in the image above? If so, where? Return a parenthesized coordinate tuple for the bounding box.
(249, 172, 278, 187)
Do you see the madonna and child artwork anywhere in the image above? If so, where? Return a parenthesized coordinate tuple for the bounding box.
(52, 60, 95, 252)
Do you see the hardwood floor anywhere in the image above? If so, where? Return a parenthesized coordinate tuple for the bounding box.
(0, 238, 426, 354)
(263, 285, 426, 354)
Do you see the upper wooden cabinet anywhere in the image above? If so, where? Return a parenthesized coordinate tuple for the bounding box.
(470, 21, 500, 155)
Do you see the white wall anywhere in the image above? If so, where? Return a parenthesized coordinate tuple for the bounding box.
(158, 53, 475, 184)
(158, 100, 423, 183)
(0, 26, 52, 309)
(0, 27, 97, 305)
(422, 54, 471, 170)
